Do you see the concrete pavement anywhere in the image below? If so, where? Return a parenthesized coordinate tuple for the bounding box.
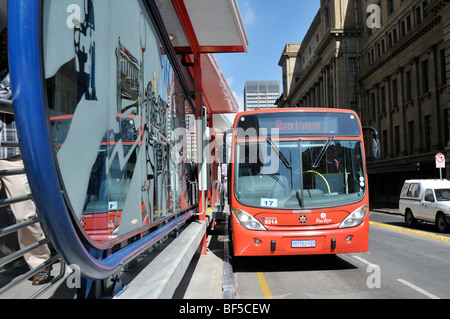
(0, 211, 229, 299)
(370, 203, 401, 215)
(172, 221, 225, 299)
(1, 202, 400, 299)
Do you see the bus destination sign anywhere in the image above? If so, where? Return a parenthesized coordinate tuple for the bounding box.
(236, 111, 361, 138)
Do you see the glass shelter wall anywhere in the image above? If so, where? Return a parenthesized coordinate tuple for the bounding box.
(43, 0, 195, 247)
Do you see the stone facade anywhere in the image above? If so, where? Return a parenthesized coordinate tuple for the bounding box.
(279, 0, 450, 204)
(278, 0, 362, 111)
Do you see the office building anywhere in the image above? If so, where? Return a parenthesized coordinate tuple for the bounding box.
(244, 81, 280, 111)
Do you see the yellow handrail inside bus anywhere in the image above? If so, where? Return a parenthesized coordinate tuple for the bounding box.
(304, 170, 331, 194)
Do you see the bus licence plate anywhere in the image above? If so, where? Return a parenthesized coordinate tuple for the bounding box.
(291, 240, 316, 248)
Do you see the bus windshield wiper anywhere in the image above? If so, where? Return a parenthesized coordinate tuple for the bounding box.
(267, 138, 292, 169)
(312, 137, 333, 168)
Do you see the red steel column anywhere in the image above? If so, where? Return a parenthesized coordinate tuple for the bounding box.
(194, 53, 208, 255)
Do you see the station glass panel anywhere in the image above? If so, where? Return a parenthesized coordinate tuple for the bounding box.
(43, 0, 194, 246)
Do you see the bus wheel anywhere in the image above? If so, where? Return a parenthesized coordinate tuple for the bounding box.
(436, 213, 449, 233)
(405, 210, 417, 228)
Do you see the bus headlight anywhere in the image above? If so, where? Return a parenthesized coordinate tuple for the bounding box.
(339, 205, 369, 229)
(232, 208, 267, 231)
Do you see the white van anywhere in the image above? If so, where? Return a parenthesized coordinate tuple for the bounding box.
(399, 179, 450, 233)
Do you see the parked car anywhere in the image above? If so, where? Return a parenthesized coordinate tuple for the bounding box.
(399, 179, 450, 233)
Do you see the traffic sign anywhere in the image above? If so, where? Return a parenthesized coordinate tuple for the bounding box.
(436, 153, 446, 168)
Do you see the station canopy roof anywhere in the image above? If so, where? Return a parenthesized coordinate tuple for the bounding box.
(157, 0, 248, 115)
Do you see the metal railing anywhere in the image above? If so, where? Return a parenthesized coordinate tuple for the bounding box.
(0, 98, 65, 299)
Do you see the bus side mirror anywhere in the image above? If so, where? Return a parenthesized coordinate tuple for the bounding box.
(372, 138, 381, 159)
(363, 126, 381, 159)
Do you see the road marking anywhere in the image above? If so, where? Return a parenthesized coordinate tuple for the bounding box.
(353, 256, 440, 298)
(369, 221, 450, 243)
(256, 272, 273, 299)
(352, 255, 377, 267)
(397, 279, 440, 299)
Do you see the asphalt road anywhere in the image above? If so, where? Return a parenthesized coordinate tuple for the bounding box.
(232, 211, 450, 299)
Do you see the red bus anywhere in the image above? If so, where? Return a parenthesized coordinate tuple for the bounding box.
(227, 108, 375, 256)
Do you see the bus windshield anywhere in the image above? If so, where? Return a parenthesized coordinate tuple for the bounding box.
(235, 139, 366, 209)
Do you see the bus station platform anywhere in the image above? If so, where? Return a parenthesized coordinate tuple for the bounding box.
(117, 216, 225, 299)
(0, 208, 230, 299)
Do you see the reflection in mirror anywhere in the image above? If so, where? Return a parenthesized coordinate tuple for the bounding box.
(372, 138, 381, 159)
(44, 0, 195, 246)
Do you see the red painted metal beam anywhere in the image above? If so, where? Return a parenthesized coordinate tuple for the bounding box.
(171, 0, 200, 53)
(175, 45, 247, 54)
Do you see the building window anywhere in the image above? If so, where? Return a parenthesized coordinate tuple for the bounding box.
(443, 109, 450, 147)
(392, 79, 398, 108)
(380, 86, 386, 114)
(395, 125, 400, 157)
(415, 6, 422, 25)
(422, 1, 428, 19)
(405, 70, 412, 101)
(388, 0, 395, 15)
(408, 121, 415, 155)
(382, 130, 388, 159)
(348, 57, 356, 72)
(400, 20, 406, 38)
(324, 6, 330, 27)
(440, 49, 447, 86)
(406, 16, 411, 33)
(424, 115, 432, 152)
(422, 60, 430, 94)
(370, 92, 376, 120)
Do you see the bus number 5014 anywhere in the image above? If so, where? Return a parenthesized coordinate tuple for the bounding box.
(263, 218, 278, 225)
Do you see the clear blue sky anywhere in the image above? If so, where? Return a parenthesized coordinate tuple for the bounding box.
(215, 0, 320, 111)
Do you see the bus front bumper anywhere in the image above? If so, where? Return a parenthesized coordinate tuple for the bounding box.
(231, 221, 369, 256)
